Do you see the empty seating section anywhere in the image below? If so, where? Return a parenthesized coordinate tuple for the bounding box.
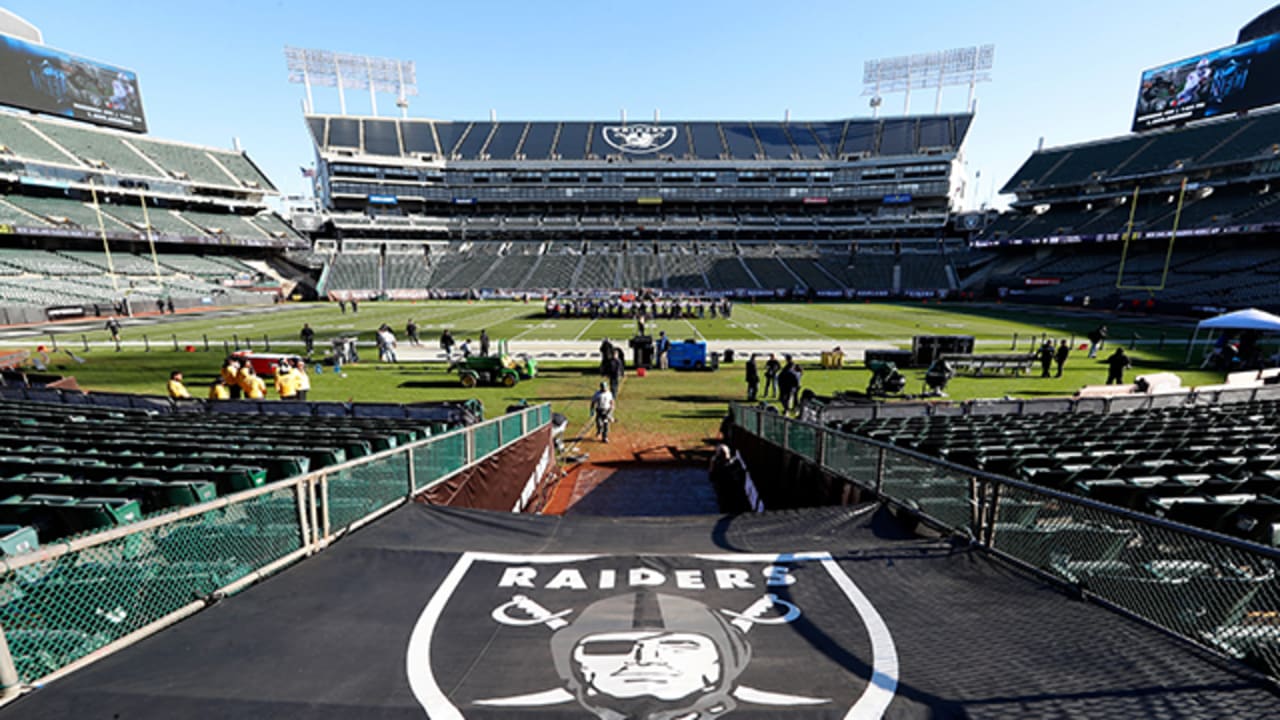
(35, 123, 161, 178)
(249, 213, 301, 239)
(480, 254, 537, 288)
(213, 152, 274, 189)
(742, 257, 792, 288)
(575, 254, 617, 289)
(0, 249, 98, 275)
(899, 253, 949, 290)
(1197, 114, 1280, 165)
(131, 140, 237, 187)
(1037, 137, 1149, 188)
(786, 257, 843, 290)
(60, 250, 158, 276)
(834, 400, 1280, 546)
(101, 203, 202, 236)
(620, 253, 662, 288)
(5, 195, 131, 231)
(821, 253, 895, 290)
(0, 197, 50, 227)
(158, 254, 249, 278)
(180, 210, 271, 242)
(0, 114, 72, 165)
(384, 255, 430, 289)
(0, 395, 456, 546)
(523, 254, 578, 289)
(326, 253, 380, 291)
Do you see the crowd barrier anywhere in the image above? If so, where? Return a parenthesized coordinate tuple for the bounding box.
(0, 403, 552, 699)
(730, 403, 1280, 684)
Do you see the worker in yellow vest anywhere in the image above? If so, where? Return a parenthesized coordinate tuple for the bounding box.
(167, 370, 191, 399)
(221, 358, 242, 399)
(275, 363, 301, 400)
(208, 379, 230, 400)
(241, 365, 267, 400)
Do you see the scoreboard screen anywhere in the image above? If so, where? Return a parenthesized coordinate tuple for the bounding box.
(0, 34, 146, 133)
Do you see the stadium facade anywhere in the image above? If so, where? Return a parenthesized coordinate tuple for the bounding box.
(305, 113, 976, 296)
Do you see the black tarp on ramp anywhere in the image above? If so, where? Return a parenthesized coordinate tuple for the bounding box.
(4, 505, 1276, 719)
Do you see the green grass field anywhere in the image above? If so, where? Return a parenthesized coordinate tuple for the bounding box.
(21, 301, 1236, 449)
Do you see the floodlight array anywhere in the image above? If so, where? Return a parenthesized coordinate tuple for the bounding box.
(285, 46, 418, 97)
(862, 44, 994, 95)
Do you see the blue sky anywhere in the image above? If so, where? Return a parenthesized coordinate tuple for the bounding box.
(2, 1, 1273, 207)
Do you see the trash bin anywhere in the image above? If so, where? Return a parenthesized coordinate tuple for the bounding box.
(628, 334, 655, 369)
(710, 352, 721, 370)
(723, 349, 735, 363)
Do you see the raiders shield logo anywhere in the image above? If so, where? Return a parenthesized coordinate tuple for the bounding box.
(406, 551, 897, 718)
(600, 125, 678, 154)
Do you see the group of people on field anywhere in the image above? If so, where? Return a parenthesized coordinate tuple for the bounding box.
(744, 353, 805, 414)
(167, 357, 311, 402)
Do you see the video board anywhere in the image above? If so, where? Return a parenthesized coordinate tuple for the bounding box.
(1133, 33, 1280, 131)
(0, 34, 146, 132)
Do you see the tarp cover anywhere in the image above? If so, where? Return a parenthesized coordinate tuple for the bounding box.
(1196, 307, 1280, 332)
(5, 505, 1275, 719)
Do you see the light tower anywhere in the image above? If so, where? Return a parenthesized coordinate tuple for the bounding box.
(863, 44, 994, 116)
(285, 46, 418, 118)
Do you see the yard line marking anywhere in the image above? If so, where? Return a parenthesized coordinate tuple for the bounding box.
(734, 305, 835, 341)
(573, 318, 598, 341)
(682, 318, 706, 341)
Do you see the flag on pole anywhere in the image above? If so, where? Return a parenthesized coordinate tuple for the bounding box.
(301, 166, 316, 178)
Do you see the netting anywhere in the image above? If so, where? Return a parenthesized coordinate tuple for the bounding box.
(414, 432, 467, 492)
(0, 404, 552, 690)
(732, 404, 1280, 681)
(1, 484, 302, 684)
(326, 452, 410, 529)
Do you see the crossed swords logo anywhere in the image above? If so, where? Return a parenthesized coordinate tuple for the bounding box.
(475, 593, 828, 708)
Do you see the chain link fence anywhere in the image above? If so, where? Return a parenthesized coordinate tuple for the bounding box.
(731, 403, 1280, 682)
(0, 404, 550, 694)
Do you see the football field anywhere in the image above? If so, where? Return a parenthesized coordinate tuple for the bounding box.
(10, 301, 1230, 450)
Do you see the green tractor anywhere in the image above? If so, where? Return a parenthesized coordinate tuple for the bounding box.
(451, 340, 537, 388)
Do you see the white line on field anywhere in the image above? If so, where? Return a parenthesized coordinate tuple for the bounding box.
(736, 305, 835, 341)
(682, 318, 705, 341)
(574, 318, 597, 341)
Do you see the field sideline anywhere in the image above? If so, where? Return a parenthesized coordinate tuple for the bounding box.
(4, 301, 1236, 451)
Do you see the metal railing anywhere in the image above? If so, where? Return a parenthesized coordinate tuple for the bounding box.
(731, 403, 1280, 683)
(0, 403, 552, 699)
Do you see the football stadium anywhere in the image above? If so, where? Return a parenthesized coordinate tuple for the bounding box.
(0, 2, 1278, 717)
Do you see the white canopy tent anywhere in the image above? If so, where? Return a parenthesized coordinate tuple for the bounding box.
(1185, 308, 1280, 362)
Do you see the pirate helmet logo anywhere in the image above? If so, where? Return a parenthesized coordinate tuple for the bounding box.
(601, 125, 678, 154)
(406, 552, 897, 719)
